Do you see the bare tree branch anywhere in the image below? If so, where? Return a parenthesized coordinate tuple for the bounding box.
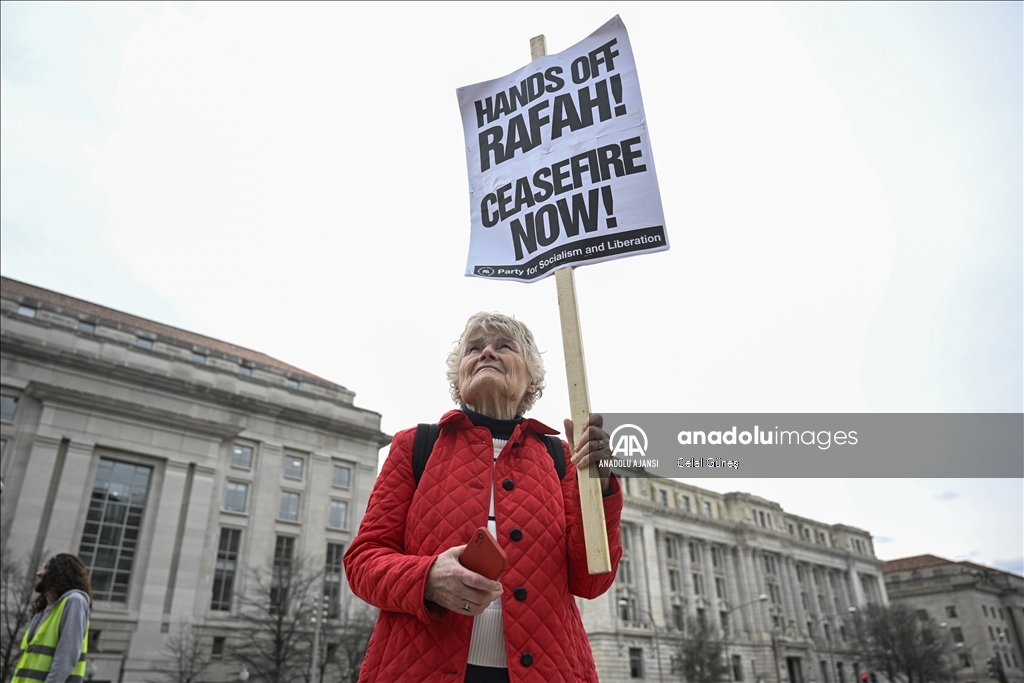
(1, 545, 42, 683)
(230, 556, 323, 683)
(146, 622, 211, 683)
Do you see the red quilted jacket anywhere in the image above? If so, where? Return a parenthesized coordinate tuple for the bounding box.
(344, 410, 622, 682)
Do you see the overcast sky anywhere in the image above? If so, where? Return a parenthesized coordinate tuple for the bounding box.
(1, 2, 1021, 575)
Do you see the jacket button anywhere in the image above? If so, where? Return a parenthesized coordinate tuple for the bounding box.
(510, 528, 523, 541)
(520, 653, 533, 667)
(502, 479, 514, 491)
(514, 586, 527, 601)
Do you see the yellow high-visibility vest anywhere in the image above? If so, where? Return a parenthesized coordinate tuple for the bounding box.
(13, 595, 88, 683)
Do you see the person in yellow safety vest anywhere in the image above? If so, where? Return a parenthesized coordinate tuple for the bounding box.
(13, 553, 92, 683)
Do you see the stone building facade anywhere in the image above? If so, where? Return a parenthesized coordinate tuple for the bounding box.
(0, 276, 389, 682)
(582, 476, 885, 683)
(883, 555, 1024, 683)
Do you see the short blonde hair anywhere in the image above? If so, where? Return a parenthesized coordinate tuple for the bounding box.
(446, 312, 546, 415)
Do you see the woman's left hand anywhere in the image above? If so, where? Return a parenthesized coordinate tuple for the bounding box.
(564, 414, 613, 495)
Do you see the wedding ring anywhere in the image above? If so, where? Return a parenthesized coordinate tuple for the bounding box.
(462, 599, 471, 612)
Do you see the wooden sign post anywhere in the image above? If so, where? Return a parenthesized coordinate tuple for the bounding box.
(531, 34, 612, 575)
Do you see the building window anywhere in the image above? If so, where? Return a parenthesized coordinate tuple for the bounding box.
(192, 352, 206, 365)
(669, 569, 679, 592)
(951, 627, 964, 642)
(697, 608, 706, 628)
(682, 496, 691, 512)
(665, 537, 675, 559)
(711, 546, 721, 567)
(238, 365, 252, 377)
(0, 394, 17, 422)
(17, 305, 37, 317)
(284, 454, 304, 479)
(917, 609, 929, 621)
(704, 501, 713, 517)
(693, 573, 704, 595)
(629, 647, 644, 678)
(79, 458, 152, 602)
(658, 489, 668, 506)
(716, 577, 726, 599)
(758, 511, 766, 527)
(733, 655, 744, 681)
(837, 662, 845, 683)
(270, 536, 294, 614)
(720, 611, 729, 635)
(689, 542, 700, 564)
(329, 500, 348, 529)
(279, 491, 300, 521)
(224, 481, 248, 513)
(959, 654, 972, 669)
(286, 378, 299, 390)
(78, 321, 95, 334)
(618, 558, 632, 584)
(672, 605, 683, 630)
(231, 444, 254, 469)
(137, 338, 153, 350)
(212, 636, 225, 656)
(325, 543, 345, 619)
(88, 630, 101, 653)
(333, 464, 351, 488)
(211, 528, 241, 611)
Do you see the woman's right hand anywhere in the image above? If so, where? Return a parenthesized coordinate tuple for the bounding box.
(424, 545, 503, 616)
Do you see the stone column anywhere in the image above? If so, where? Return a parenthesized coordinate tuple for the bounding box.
(743, 546, 770, 635)
(787, 557, 808, 633)
(642, 520, 665, 629)
(778, 555, 800, 638)
(849, 567, 866, 608)
(703, 540, 721, 622)
(725, 545, 748, 636)
(680, 533, 696, 619)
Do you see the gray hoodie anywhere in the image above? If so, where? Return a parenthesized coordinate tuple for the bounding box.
(24, 589, 90, 683)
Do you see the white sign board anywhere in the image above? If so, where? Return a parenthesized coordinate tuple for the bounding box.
(457, 16, 668, 283)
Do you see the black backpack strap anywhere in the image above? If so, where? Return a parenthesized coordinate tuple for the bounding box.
(542, 435, 567, 480)
(413, 423, 564, 485)
(412, 423, 441, 486)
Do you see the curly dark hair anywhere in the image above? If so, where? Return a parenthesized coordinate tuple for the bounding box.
(31, 553, 93, 614)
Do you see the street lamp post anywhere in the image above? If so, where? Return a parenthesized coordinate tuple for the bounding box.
(620, 599, 665, 683)
(725, 594, 770, 682)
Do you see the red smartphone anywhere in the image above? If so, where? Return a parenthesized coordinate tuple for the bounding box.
(459, 527, 508, 580)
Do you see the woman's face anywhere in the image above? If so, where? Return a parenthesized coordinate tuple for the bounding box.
(456, 328, 535, 412)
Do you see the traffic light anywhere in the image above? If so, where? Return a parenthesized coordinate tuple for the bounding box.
(987, 657, 1001, 679)
(861, 673, 868, 683)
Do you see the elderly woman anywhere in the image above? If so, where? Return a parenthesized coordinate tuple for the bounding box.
(344, 312, 622, 683)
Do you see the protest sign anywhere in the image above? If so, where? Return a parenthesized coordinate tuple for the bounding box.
(457, 16, 667, 282)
